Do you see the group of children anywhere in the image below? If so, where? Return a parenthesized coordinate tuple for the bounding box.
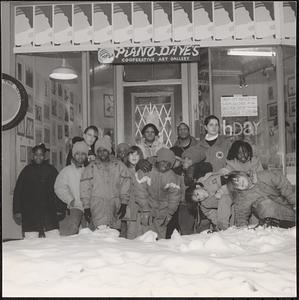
(13, 116, 296, 240)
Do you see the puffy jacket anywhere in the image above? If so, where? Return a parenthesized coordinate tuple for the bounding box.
(13, 160, 63, 232)
(233, 170, 295, 226)
(137, 137, 166, 159)
(54, 163, 85, 211)
(80, 157, 131, 229)
(194, 135, 232, 172)
(135, 167, 182, 220)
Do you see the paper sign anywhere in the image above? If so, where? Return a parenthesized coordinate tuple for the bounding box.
(221, 95, 258, 117)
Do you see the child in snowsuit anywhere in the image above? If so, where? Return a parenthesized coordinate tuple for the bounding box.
(135, 148, 182, 239)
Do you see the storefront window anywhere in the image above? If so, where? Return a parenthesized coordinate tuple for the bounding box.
(15, 53, 82, 172)
(89, 52, 115, 148)
(210, 47, 280, 170)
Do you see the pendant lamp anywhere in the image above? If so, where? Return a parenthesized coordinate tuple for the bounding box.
(49, 58, 78, 80)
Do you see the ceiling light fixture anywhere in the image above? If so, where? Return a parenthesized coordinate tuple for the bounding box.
(49, 58, 78, 80)
(227, 49, 276, 57)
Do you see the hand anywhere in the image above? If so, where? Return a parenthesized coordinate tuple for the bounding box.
(57, 211, 66, 221)
(135, 159, 152, 173)
(84, 208, 92, 223)
(140, 211, 152, 226)
(13, 213, 22, 225)
(117, 204, 127, 219)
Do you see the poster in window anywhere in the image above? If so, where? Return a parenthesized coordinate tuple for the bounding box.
(25, 65, 33, 89)
(267, 103, 278, 121)
(35, 104, 42, 122)
(287, 76, 295, 97)
(17, 118, 25, 136)
(289, 97, 296, 117)
(20, 145, 26, 162)
(25, 117, 34, 139)
(104, 94, 114, 117)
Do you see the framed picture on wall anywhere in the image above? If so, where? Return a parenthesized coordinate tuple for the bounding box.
(17, 118, 25, 136)
(287, 76, 295, 97)
(25, 117, 34, 139)
(267, 103, 277, 121)
(289, 97, 296, 117)
(104, 94, 114, 118)
(20, 145, 26, 162)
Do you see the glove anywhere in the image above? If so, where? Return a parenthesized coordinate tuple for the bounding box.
(57, 211, 66, 221)
(84, 208, 92, 223)
(140, 211, 152, 226)
(13, 213, 22, 225)
(117, 204, 127, 219)
(135, 159, 152, 173)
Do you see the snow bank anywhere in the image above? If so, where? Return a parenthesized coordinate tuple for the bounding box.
(3, 226, 296, 297)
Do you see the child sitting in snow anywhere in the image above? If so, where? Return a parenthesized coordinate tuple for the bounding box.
(135, 148, 182, 239)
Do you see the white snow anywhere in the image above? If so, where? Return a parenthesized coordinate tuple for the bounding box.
(3, 226, 296, 297)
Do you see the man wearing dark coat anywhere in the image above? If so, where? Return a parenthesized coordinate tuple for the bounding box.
(13, 143, 66, 238)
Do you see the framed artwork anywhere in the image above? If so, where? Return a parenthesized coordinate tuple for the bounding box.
(104, 94, 114, 117)
(17, 118, 25, 136)
(70, 106, 74, 121)
(58, 83, 63, 98)
(44, 127, 50, 144)
(52, 150, 57, 168)
(28, 94, 33, 114)
(25, 65, 33, 88)
(289, 97, 296, 117)
(20, 145, 26, 162)
(287, 76, 295, 97)
(27, 146, 33, 164)
(268, 86, 273, 101)
(51, 80, 56, 95)
(58, 124, 63, 140)
(25, 117, 34, 139)
(17, 63, 22, 82)
(64, 124, 69, 137)
(267, 103, 278, 121)
(35, 104, 42, 122)
(35, 127, 43, 144)
(44, 103, 50, 121)
(51, 97, 57, 116)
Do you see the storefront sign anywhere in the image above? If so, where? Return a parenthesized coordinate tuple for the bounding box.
(222, 120, 262, 136)
(98, 45, 201, 64)
(220, 95, 258, 117)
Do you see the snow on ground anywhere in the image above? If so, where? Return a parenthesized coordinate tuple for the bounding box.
(3, 226, 296, 297)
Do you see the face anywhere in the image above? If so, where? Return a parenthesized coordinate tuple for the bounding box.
(143, 127, 156, 143)
(97, 148, 110, 161)
(178, 124, 190, 139)
(157, 161, 172, 173)
(192, 186, 209, 202)
(237, 146, 250, 163)
(182, 157, 193, 170)
(33, 149, 45, 164)
(233, 175, 251, 190)
(83, 129, 98, 146)
(117, 146, 128, 161)
(205, 118, 219, 136)
(128, 151, 140, 166)
(73, 152, 87, 165)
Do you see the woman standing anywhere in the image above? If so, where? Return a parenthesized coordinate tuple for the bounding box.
(13, 144, 65, 238)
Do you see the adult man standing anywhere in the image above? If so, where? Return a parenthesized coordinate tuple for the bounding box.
(54, 141, 89, 235)
(80, 136, 131, 231)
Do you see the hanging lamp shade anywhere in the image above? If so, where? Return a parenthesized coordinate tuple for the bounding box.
(49, 58, 78, 80)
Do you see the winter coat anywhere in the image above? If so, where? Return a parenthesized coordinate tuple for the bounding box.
(194, 135, 232, 172)
(54, 163, 85, 211)
(233, 170, 295, 226)
(135, 167, 182, 220)
(13, 160, 64, 232)
(137, 137, 166, 160)
(80, 157, 131, 229)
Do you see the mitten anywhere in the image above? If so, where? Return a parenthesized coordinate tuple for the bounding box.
(117, 204, 127, 219)
(84, 208, 92, 223)
(13, 213, 22, 225)
(135, 159, 152, 173)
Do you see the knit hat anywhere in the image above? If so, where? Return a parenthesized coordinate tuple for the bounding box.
(156, 148, 176, 164)
(182, 147, 206, 164)
(177, 122, 190, 132)
(116, 143, 130, 153)
(94, 135, 112, 153)
(141, 123, 159, 136)
(72, 141, 89, 156)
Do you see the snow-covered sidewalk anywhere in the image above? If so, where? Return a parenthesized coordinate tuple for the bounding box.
(3, 226, 296, 297)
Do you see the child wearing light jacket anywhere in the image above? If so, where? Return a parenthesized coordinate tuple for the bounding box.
(54, 141, 89, 235)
